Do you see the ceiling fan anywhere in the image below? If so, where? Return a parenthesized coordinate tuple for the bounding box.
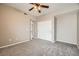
(29, 3, 49, 13)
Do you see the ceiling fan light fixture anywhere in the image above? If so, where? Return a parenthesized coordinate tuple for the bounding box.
(32, 4, 37, 10)
(34, 5, 37, 9)
(29, 3, 49, 13)
(38, 6, 41, 10)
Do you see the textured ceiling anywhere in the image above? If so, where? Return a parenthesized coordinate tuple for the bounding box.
(2, 3, 79, 16)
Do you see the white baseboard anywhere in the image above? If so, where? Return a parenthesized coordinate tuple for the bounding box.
(0, 40, 30, 49)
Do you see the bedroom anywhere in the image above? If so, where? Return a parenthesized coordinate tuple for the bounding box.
(0, 3, 79, 56)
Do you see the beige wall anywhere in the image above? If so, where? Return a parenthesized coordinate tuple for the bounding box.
(0, 5, 34, 47)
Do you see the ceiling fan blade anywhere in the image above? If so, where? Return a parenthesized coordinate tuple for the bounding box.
(35, 3, 40, 6)
(29, 3, 34, 4)
(29, 7, 34, 11)
(40, 5, 49, 8)
(38, 10, 41, 13)
(30, 3, 40, 6)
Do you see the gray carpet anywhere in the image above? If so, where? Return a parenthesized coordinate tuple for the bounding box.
(0, 39, 79, 56)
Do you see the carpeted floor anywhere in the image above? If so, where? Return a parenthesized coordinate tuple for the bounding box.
(0, 39, 79, 56)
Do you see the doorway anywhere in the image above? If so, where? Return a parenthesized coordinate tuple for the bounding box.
(37, 20, 53, 42)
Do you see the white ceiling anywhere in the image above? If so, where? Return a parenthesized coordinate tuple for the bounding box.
(2, 3, 79, 16)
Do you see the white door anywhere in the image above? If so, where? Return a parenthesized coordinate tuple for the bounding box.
(30, 20, 37, 40)
(30, 20, 33, 40)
